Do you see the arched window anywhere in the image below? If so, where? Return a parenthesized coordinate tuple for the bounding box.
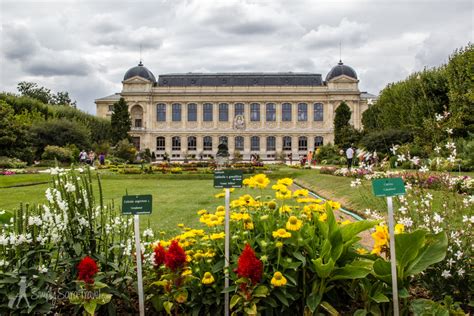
(203, 103, 213, 121)
(251, 136, 260, 151)
(156, 137, 165, 151)
(172, 103, 182, 121)
(313, 103, 323, 121)
(219, 136, 228, 145)
(234, 103, 244, 117)
(266, 103, 276, 121)
(131, 104, 143, 128)
(266, 136, 276, 151)
(187, 136, 197, 151)
(235, 136, 244, 151)
(250, 103, 260, 121)
(298, 103, 308, 121)
(282, 103, 292, 121)
(187, 103, 197, 121)
(172, 136, 181, 151)
(203, 136, 213, 151)
(156, 103, 166, 121)
(314, 136, 324, 147)
(298, 136, 308, 151)
(283, 136, 292, 151)
(219, 103, 229, 121)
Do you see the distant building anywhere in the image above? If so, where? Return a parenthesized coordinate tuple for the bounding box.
(95, 61, 376, 161)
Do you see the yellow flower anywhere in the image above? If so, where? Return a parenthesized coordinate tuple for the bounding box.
(371, 244, 383, 255)
(276, 190, 292, 200)
(214, 192, 225, 198)
(243, 217, 254, 230)
(243, 178, 256, 188)
(279, 205, 292, 214)
(205, 214, 224, 227)
(341, 220, 351, 226)
(395, 223, 404, 234)
(202, 272, 215, 285)
(272, 228, 292, 239)
(318, 213, 327, 222)
(326, 201, 341, 210)
(277, 178, 293, 186)
(177, 223, 185, 228)
(293, 189, 309, 197)
(286, 216, 303, 231)
(371, 225, 389, 255)
(260, 215, 269, 221)
(272, 183, 287, 192)
(231, 212, 245, 221)
(197, 209, 208, 215)
(210, 232, 225, 240)
(275, 241, 283, 248)
(271, 272, 287, 287)
(297, 197, 321, 204)
(182, 268, 192, 276)
(253, 174, 270, 189)
(217, 205, 225, 212)
(268, 201, 277, 210)
(356, 248, 368, 255)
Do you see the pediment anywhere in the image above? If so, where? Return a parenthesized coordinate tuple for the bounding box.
(123, 76, 153, 84)
(328, 75, 359, 83)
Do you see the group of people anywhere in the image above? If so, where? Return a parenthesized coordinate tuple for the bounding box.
(79, 150, 105, 165)
(345, 144, 378, 170)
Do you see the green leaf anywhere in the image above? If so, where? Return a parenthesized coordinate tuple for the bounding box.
(320, 301, 340, 315)
(373, 258, 392, 284)
(230, 295, 242, 309)
(273, 289, 289, 307)
(406, 232, 448, 276)
(73, 243, 82, 256)
(312, 257, 335, 279)
(93, 281, 108, 289)
(306, 292, 322, 312)
(244, 303, 257, 315)
(330, 261, 372, 280)
(221, 285, 237, 293)
(253, 285, 269, 298)
(68, 292, 82, 305)
(83, 300, 97, 316)
(410, 299, 449, 316)
(395, 230, 426, 272)
(163, 301, 174, 315)
(370, 292, 390, 303)
(293, 251, 306, 266)
(354, 309, 368, 316)
(340, 220, 378, 242)
(329, 230, 343, 261)
(93, 293, 112, 305)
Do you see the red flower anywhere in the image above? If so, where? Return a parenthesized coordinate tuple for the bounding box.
(77, 256, 98, 284)
(154, 244, 167, 267)
(165, 240, 187, 272)
(235, 244, 263, 284)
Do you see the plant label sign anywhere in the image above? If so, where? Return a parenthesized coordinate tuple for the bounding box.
(214, 170, 243, 188)
(372, 178, 406, 197)
(122, 195, 152, 215)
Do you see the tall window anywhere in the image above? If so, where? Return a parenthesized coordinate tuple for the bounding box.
(219, 136, 228, 145)
(313, 103, 323, 121)
(234, 103, 244, 117)
(235, 136, 244, 151)
(156, 137, 165, 151)
(314, 136, 324, 147)
(266, 103, 276, 121)
(266, 136, 276, 151)
(219, 103, 229, 121)
(134, 119, 142, 128)
(188, 136, 197, 151)
(131, 137, 140, 151)
(251, 136, 260, 151)
(283, 136, 292, 151)
(157, 103, 166, 121)
(298, 136, 308, 151)
(250, 103, 260, 121)
(282, 103, 292, 121)
(172, 136, 181, 151)
(203, 136, 213, 151)
(187, 103, 197, 121)
(172, 103, 181, 121)
(203, 103, 213, 121)
(298, 103, 308, 121)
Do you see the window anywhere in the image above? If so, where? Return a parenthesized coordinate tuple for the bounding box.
(250, 103, 260, 121)
(282, 103, 292, 121)
(314, 103, 323, 121)
(157, 103, 166, 121)
(234, 103, 244, 117)
(266, 103, 276, 121)
(134, 119, 142, 128)
(219, 103, 229, 121)
(187, 103, 197, 121)
(203, 136, 213, 151)
(298, 103, 308, 121)
(172, 103, 181, 121)
(187, 136, 197, 151)
(219, 136, 228, 145)
(266, 136, 276, 151)
(156, 137, 165, 151)
(251, 136, 260, 151)
(314, 136, 324, 147)
(298, 136, 308, 151)
(172, 136, 181, 151)
(132, 137, 140, 151)
(203, 103, 213, 121)
(235, 136, 244, 151)
(108, 104, 114, 112)
(283, 136, 292, 151)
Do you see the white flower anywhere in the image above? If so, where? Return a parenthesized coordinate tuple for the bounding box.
(39, 265, 48, 273)
(445, 142, 456, 150)
(457, 268, 465, 277)
(446, 128, 453, 135)
(419, 165, 429, 173)
(77, 167, 84, 173)
(462, 215, 474, 223)
(65, 182, 76, 193)
(410, 156, 420, 165)
(434, 146, 441, 154)
(447, 258, 455, 267)
(433, 226, 443, 234)
(0, 210, 4, 215)
(397, 154, 406, 162)
(405, 183, 413, 190)
(441, 270, 451, 278)
(45, 188, 54, 203)
(143, 228, 154, 238)
(28, 216, 43, 226)
(435, 113, 444, 121)
(390, 145, 399, 155)
(433, 213, 443, 223)
(0, 234, 8, 246)
(426, 193, 433, 200)
(447, 155, 456, 163)
(0, 259, 7, 267)
(350, 179, 362, 187)
(399, 217, 413, 227)
(398, 206, 407, 214)
(454, 250, 463, 260)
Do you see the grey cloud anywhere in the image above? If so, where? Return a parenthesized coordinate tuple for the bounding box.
(24, 59, 91, 77)
(1, 23, 40, 60)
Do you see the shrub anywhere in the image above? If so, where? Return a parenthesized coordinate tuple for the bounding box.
(0, 156, 27, 168)
(360, 129, 414, 154)
(111, 139, 136, 163)
(41, 145, 73, 162)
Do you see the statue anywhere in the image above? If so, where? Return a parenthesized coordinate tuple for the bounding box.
(233, 115, 245, 130)
(216, 142, 230, 158)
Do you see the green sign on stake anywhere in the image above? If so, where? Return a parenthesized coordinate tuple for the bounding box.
(214, 170, 243, 188)
(372, 178, 406, 197)
(122, 195, 152, 215)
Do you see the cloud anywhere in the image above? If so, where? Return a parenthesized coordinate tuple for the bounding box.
(1, 23, 41, 60)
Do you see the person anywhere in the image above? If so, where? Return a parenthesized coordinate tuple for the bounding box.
(99, 153, 105, 165)
(88, 151, 96, 166)
(346, 145, 354, 170)
(288, 153, 293, 165)
(307, 151, 313, 167)
(79, 150, 88, 164)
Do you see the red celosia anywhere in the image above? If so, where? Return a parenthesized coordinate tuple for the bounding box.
(154, 244, 167, 267)
(235, 244, 263, 284)
(77, 256, 98, 284)
(165, 240, 187, 272)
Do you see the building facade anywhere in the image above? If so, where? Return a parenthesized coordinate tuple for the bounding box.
(95, 61, 375, 161)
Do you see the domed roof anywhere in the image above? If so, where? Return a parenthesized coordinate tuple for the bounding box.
(325, 60, 357, 81)
(123, 61, 156, 82)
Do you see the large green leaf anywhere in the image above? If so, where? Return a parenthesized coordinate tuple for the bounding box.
(320, 301, 340, 315)
(253, 285, 269, 298)
(312, 257, 335, 279)
(83, 300, 97, 316)
(373, 259, 392, 284)
(370, 292, 390, 303)
(395, 230, 426, 272)
(163, 301, 174, 315)
(329, 230, 343, 262)
(230, 295, 241, 309)
(410, 299, 449, 316)
(330, 261, 373, 280)
(93, 293, 112, 305)
(406, 232, 448, 276)
(306, 292, 322, 313)
(340, 220, 378, 242)
(273, 289, 289, 307)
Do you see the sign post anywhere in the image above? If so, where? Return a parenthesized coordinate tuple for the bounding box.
(372, 178, 405, 316)
(122, 194, 152, 316)
(214, 170, 243, 316)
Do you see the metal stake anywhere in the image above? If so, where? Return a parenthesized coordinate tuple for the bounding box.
(134, 215, 145, 316)
(387, 196, 399, 316)
(224, 188, 230, 316)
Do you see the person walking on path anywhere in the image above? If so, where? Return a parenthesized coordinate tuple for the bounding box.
(307, 151, 313, 167)
(346, 145, 354, 170)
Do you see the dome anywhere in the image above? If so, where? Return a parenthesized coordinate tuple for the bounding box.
(325, 60, 357, 82)
(123, 61, 156, 82)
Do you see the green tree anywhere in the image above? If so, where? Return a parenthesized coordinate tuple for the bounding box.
(110, 98, 131, 144)
(333, 101, 353, 146)
(112, 139, 136, 162)
(51, 91, 77, 107)
(17, 81, 52, 104)
(362, 104, 381, 132)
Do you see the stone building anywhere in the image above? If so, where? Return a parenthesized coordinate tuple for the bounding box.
(95, 61, 375, 161)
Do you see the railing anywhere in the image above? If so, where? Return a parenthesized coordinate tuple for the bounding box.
(131, 127, 146, 131)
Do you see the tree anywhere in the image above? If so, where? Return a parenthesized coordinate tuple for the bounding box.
(51, 91, 77, 107)
(110, 98, 131, 144)
(17, 82, 52, 104)
(333, 101, 353, 146)
(361, 104, 381, 131)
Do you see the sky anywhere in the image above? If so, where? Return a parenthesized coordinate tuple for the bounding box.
(1, 0, 472, 114)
